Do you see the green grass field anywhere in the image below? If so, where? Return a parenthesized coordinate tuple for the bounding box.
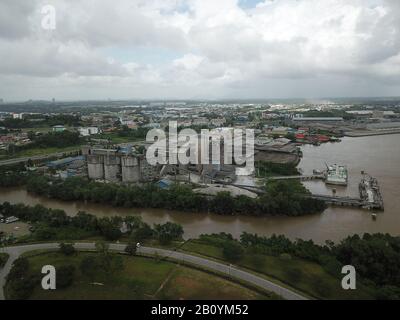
(21, 127, 52, 134)
(180, 240, 375, 300)
(6, 251, 274, 300)
(92, 132, 145, 144)
(13, 145, 82, 158)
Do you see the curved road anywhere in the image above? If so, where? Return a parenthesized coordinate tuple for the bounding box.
(0, 242, 308, 300)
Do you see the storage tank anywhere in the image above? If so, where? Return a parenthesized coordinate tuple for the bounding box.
(104, 155, 121, 182)
(87, 155, 104, 180)
(121, 156, 140, 183)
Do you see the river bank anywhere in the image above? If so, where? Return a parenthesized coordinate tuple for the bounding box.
(0, 134, 399, 244)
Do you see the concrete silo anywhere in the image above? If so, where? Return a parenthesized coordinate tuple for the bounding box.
(87, 154, 104, 180)
(104, 155, 121, 182)
(121, 155, 140, 183)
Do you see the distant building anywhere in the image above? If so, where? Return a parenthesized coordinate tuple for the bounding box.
(47, 156, 85, 169)
(83, 147, 160, 183)
(157, 179, 173, 190)
(5, 216, 19, 224)
(78, 126, 100, 136)
(292, 117, 344, 122)
(143, 123, 161, 129)
(192, 117, 208, 126)
(52, 125, 66, 132)
(12, 113, 25, 119)
(210, 118, 226, 127)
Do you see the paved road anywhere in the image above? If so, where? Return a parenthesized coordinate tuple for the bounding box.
(0, 243, 308, 300)
(0, 151, 79, 167)
(0, 140, 148, 167)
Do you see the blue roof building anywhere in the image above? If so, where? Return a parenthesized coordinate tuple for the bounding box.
(156, 179, 174, 189)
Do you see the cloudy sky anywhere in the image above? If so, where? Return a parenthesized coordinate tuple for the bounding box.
(0, 0, 399, 101)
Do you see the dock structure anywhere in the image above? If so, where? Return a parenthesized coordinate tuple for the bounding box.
(266, 174, 325, 181)
(359, 174, 384, 211)
(309, 194, 366, 208)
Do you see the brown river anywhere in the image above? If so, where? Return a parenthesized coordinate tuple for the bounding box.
(1, 134, 399, 244)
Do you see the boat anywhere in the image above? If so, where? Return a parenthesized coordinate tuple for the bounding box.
(325, 164, 348, 186)
(359, 174, 384, 211)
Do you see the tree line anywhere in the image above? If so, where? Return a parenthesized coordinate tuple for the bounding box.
(0, 202, 183, 245)
(25, 176, 326, 216)
(198, 232, 400, 299)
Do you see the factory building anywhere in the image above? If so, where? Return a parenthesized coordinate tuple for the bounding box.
(83, 146, 160, 183)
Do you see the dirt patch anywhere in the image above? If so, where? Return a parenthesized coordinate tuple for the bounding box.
(255, 151, 299, 164)
(0, 222, 31, 237)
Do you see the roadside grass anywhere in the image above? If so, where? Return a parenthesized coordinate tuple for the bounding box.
(0, 253, 9, 268)
(93, 133, 143, 144)
(12, 145, 81, 158)
(157, 265, 268, 300)
(180, 240, 375, 300)
(21, 127, 52, 134)
(7, 251, 274, 300)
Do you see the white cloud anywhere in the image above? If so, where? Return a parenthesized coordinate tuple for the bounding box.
(0, 0, 400, 100)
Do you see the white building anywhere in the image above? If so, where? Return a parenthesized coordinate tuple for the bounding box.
(12, 113, 25, 119)
(78, 127, 101, 136)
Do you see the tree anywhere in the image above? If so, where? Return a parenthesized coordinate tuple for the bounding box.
(8, 257, 30, 280)
(222, 241, 244, 262)
(95, 241, 110, 255)
(95, 241, 123, 275)
(80, 255, 98, 279)
(97, 217, 122, 241)
(59, 243, 76, 256)
(57, 265, 75, 288)
(131, 224, 153, 243)
(34, 225, 56, 240)
(8, 275, 38, 300)
(125, 240, 137, 256)
(154, 222, 184, 245)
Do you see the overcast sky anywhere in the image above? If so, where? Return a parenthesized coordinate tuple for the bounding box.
(0, 0, 399, 101)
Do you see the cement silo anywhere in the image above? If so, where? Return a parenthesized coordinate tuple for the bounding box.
(104, 155, 121, 182)
(87, 154, 104, 180)
(121, 156, 140, 183)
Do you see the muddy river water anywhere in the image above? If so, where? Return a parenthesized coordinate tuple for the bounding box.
(1, 134, 399, 244)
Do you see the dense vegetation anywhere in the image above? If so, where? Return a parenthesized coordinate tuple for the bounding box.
(191, 232, 400, 299)
(7, 131, 82, 156)
(2, 199, 400, 299)
(30, 131, 81, 148)
(255, 161, 300, 177)
(116, 126, 148, 139)
(0, 115, 82, 129)
(0, 202, 183, 244)
(0, 163, 30, 187)
(25, 176, 326, 216)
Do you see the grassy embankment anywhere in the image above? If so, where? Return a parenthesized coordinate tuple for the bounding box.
(179, 239, 375, 300)
(6, 251, 274, 300)
(92, 132, 144, 144)
(11, 145, 82, 158)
